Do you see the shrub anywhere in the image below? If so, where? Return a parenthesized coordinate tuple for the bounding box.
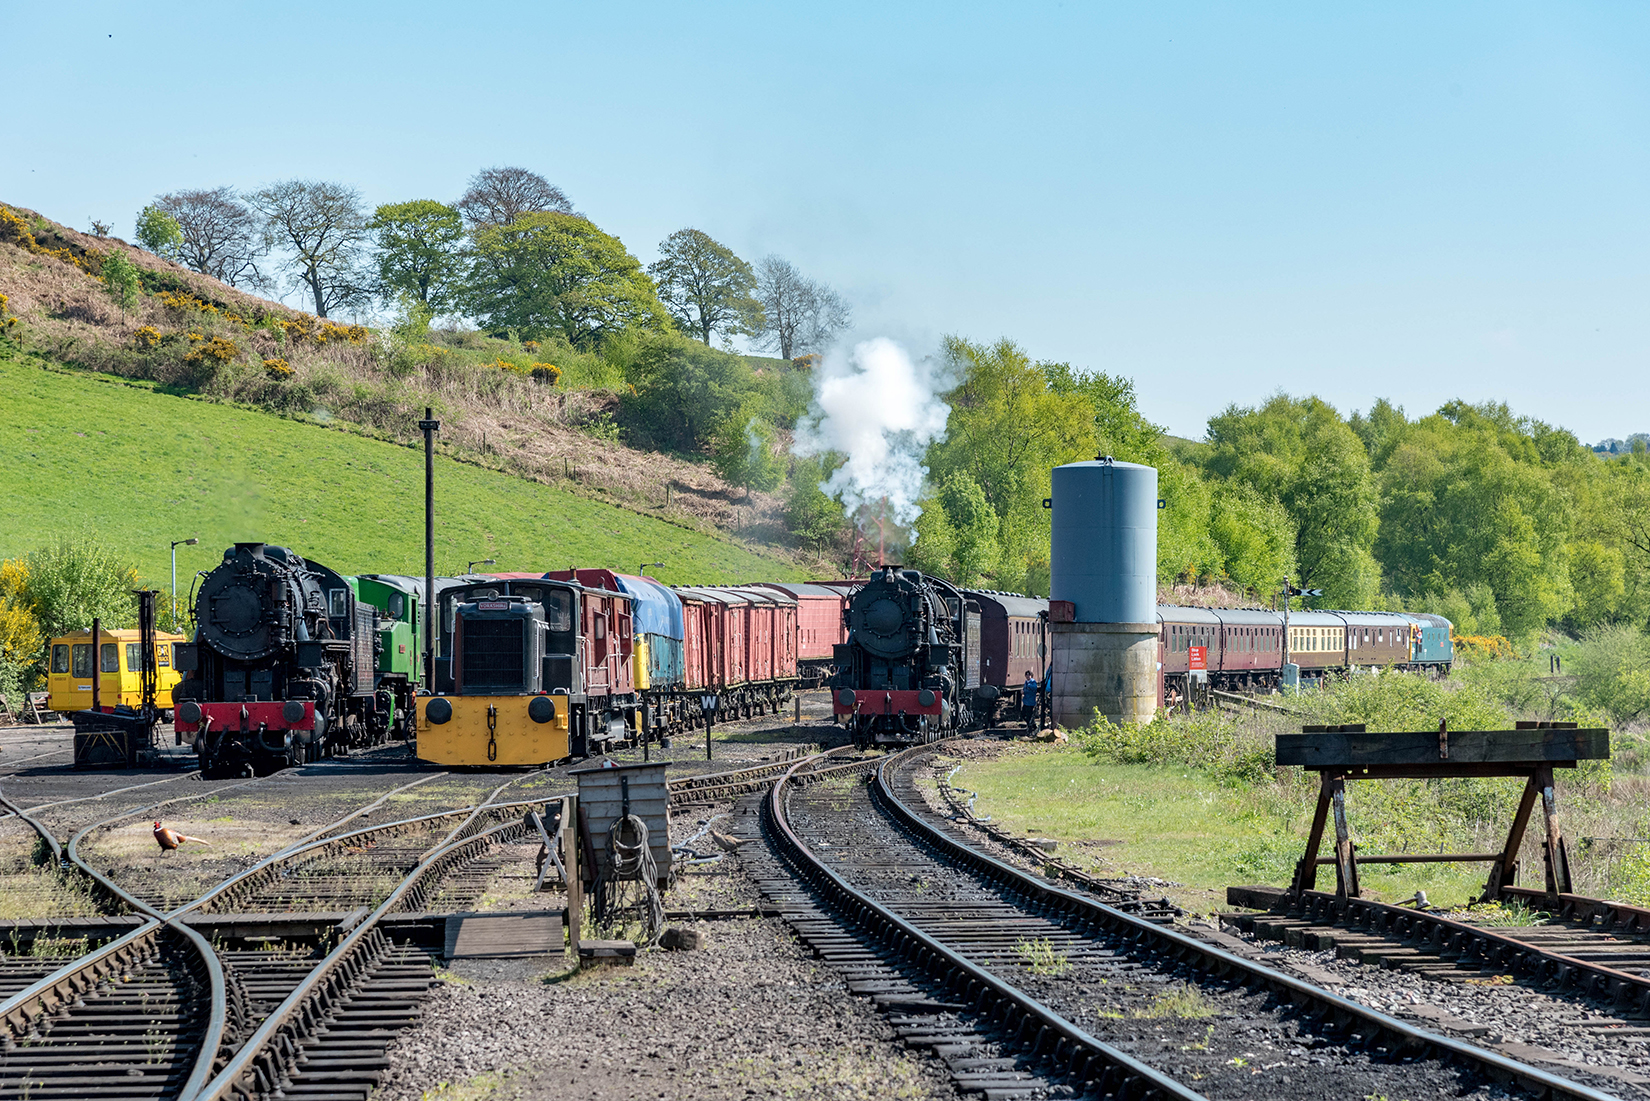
(530, 363, 561, 386)
(264, 357, 293, 378)
(18, 540, 138, 640)
(1294, 669, 1509, 733)
(1567, 624, 1650, 725)
(0, 561, 43, 704)
(185, 336, 239, 364)
(1073, 709, 1274, 786)
(131, 325, 162, 349)
(0, 292, 17, 337)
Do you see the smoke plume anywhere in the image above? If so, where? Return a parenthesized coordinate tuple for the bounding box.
(794, 338, 952, 542)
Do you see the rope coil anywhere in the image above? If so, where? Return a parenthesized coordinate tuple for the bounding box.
(599, 814, 663, 945)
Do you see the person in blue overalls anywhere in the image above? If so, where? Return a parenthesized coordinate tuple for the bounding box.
(1020, 670, 1039, 728)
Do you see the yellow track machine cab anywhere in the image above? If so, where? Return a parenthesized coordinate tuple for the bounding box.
(416, 591, 572, 766)
(47, 627, 187, 717)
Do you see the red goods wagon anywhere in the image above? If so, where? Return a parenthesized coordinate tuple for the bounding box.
(724, 586, 798, 683)
(749, 582, 845, 685)
(673, 585, 798, 720)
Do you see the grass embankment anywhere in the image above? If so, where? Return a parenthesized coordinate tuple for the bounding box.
(0, 352, 801, 587)
(953, 667, 1645, 916)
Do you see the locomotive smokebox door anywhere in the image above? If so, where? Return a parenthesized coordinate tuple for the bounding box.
(569, 761, 672, 888)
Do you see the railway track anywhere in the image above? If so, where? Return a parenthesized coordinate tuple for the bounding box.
(743, 743, 1621, 1100)
(1225, 885, 1650, 1016)
(0, 744, 867, 1098)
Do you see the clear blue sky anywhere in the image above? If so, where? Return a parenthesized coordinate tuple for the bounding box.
(6, 2, 1645, 444)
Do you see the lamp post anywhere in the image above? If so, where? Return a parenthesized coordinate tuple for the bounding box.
(467, 559, 495, 574)
(170, 538, 198, 625)
(639, 562, 664, 577)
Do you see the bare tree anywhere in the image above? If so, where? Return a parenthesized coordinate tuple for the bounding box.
(753, 255, 852, 359)
(456, 166, 575, 230)
(246, 180, 370, 318)
(151, 187, 266, 289)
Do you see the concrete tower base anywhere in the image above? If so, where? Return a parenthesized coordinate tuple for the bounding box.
(1051, 621, 1159, 729)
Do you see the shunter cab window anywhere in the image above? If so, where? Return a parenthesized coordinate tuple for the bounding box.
(72, 644, 91, 677)
(101, 643, 119, 673)
(51, 645, 69, 674)
(126, 643, 142, 671)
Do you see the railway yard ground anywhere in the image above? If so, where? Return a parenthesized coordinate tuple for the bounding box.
(3, 693, 1650, 1099)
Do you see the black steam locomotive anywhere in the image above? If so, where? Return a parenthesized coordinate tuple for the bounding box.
(173, 543, 379, 778)
(829, 567, 981, 746)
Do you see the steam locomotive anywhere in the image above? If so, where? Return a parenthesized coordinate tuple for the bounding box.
(830, 567, 978, 746)
(173, 543, 386, 778)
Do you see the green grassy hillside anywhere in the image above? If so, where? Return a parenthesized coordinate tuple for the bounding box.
(0, 350, 801, 590)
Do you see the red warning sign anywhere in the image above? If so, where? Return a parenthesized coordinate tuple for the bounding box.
(1188, 645, 1207, 671)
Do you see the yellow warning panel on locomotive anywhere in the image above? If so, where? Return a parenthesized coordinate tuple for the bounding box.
(416, 694, 570, 766)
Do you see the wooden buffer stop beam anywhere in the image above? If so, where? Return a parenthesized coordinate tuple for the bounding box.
(1277, 721, 1609, 902)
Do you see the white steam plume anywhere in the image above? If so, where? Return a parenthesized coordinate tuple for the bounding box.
(794, 337, 951, 541)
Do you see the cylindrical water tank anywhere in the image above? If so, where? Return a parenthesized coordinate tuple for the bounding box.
(1050, 459, 1157, 624)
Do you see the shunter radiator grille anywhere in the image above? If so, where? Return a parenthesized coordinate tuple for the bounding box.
(461, 619, 524, 692)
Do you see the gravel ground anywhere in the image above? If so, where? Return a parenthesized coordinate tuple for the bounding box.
(376, 815, 955, 1101)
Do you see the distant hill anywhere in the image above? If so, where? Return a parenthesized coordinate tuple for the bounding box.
(0, 349, 803, 590)
(0, 201, 806, 559)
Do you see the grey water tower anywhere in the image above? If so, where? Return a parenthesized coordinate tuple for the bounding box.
(1048, 457, 1159, 727)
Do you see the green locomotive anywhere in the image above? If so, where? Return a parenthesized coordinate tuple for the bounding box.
(351, 574, 424, 741)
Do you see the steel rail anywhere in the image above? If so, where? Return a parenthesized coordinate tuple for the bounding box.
(12, 770, 204, 816)
(1283, 888, 1650, 1014)
(878, 745, 1622, 1101)
(665, 744, 844, 801)
(766, 751, 1206, 1101)
(186, 817, 525, 1101)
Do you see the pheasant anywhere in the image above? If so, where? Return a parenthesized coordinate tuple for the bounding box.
(153, 821, 211, 852)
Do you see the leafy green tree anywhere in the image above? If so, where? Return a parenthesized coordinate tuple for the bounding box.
(1208, 482, 1296, 595)
(100, 252, 142, 317)
(465, 213, 668, 347)
(711, 408, 784, 493)
(619, 333, 757, 451)
(20, 540, 138, 640)
(1377, 412, 1573, 638)
(784, 456, 847, 550)
(938, 473, 999, 585)
(1042, 362, 1165, 462)
(1202, 395, 1380, 607)
(134, 205, 183, 260)
(369, 200, 466, 313)
(648, 229, 763, 345)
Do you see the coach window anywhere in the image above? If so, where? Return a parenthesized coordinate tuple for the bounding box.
(101, 643, 119, 673)
(126, 643, 142, 671)
(72, 644, 91, 677)
(52, 645, 69, 674)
